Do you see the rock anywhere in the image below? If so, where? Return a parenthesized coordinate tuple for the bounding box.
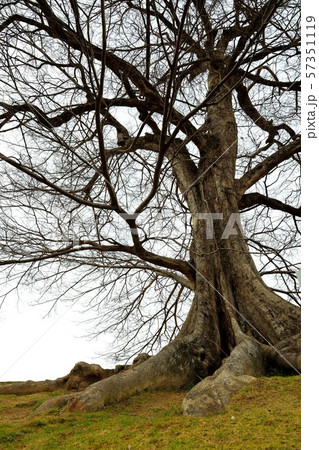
(114, 365, 127, 374)
(0, 355, 153, 397)
(65, 361, 112, 391)
(132, 353, 151, 365)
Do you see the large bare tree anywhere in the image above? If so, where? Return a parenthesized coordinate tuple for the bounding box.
(0, 0, 300, 415)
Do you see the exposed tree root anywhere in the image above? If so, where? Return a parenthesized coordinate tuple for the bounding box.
(0, 356, 156, 397)
(182, 338, 265, 416)
(1, 333, 300, 417)
(34, 338, 215, 414)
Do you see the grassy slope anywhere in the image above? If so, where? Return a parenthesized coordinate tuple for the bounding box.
(0, 376, 300, 449)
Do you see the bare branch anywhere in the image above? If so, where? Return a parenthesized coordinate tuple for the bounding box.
(236, 137, 301, 197)
(239, 192, 301, 217)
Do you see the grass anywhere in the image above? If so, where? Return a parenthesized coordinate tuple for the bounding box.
(0, 376, 300, 449)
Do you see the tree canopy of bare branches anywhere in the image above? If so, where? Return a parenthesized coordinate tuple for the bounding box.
(0, 0, 300, 415)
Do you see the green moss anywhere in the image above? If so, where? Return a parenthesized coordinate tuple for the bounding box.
(0, 376, 300, 449)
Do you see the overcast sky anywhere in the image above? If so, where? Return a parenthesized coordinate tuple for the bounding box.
(0, 293, 114, 382)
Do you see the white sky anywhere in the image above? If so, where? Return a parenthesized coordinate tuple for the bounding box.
(0, 295, 114, 382)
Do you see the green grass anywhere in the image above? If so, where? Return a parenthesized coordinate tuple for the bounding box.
(0, 376, 300, 449)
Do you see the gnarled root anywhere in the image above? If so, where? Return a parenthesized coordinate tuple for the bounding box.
(34, 338, 212, 414)
(182, 338, 265, 416)
(32, 335, 300, 416)
(32, 393, 75, 414)
(29, 330, 300, 416)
